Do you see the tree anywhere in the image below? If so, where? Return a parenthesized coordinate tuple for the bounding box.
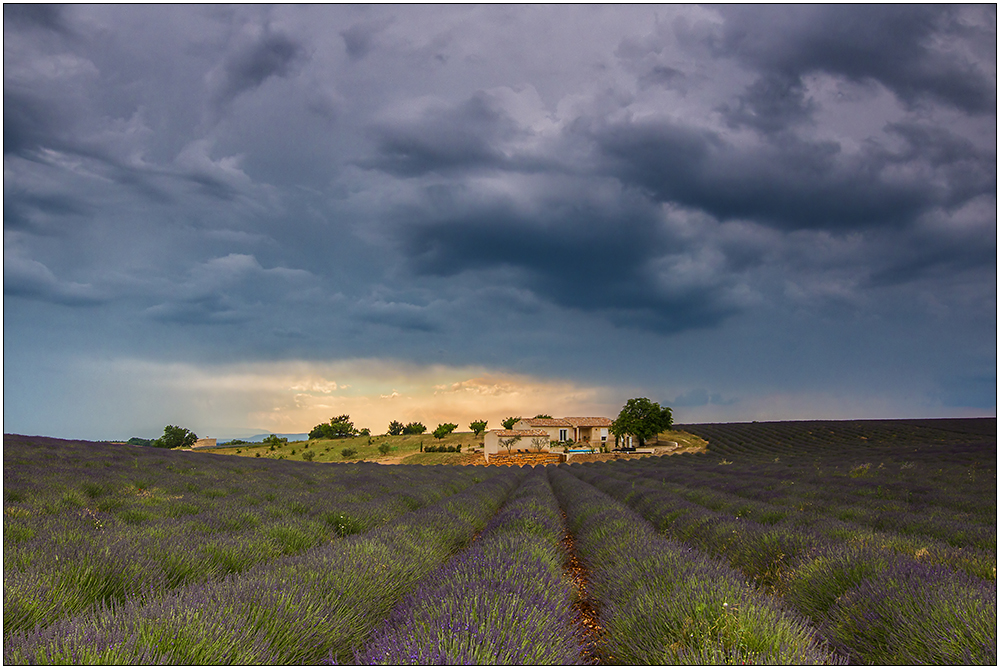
(610, 398, 673, 448)
(378, 442, 392, 455)
(402, 421, 427, 435)
(388, 420, 404, 436)
(499, 435, 522, 454)
(127, 437, 153, 447)
(309, 415, 358, 440)
(328, 415, 357, 437)
(533, 414, 553, 419)
(530, 436, 548, 452)
(501, 416, 521, 430)
(433, 423, 458, 439)
(262, 434, 287, 448)
(153, 425, 197, 449)
(358, 427, 371, 437)
(469, 419, 488, 437)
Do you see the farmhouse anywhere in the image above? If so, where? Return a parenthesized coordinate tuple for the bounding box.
(513, 416, 616, 447)
(483, 415, 634, 459)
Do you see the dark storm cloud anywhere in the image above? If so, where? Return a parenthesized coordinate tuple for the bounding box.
(360, 92, 532, 177)
(341, 18, 392, 61)
(4, 250, 106, 306)
(591, 117, 934, 231)
(208, 28, 307, 106)
(141, 254, 319, 327)
(672, 388, 738, 408)
(145, 294, 250, 326)
(2, 5, 995, 436)
(3, 190, 92, 232)
(590, 99, 996, 236)
(354, 300, 441, 333)
(3, 88, 68, 157)
(3, 3, 69, 34)
(712, 4, 996, 114)
(718, 72, 816, 134)
(393, 194, 740, 334)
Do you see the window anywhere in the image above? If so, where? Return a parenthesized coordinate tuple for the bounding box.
(559, 428, 568, 441)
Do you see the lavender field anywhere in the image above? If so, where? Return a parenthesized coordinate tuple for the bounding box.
(4, 419, 996, 664)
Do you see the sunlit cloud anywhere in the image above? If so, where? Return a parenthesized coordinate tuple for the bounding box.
(69, 357, 620, 439)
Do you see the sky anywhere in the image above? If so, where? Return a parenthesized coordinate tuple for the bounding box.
(4, 4, 996, 441)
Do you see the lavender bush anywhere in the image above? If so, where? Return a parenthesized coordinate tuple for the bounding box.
(824, 557, 996, 664)
(355, 470, 582, 665)
(548, 466, 838, 664)
(5, 469, 521, 664)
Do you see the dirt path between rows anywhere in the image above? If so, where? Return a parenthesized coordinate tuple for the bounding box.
(560, 510, 607, 664)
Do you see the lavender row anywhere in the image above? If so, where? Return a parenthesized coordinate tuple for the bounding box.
(625, 447, 994, 528)
(589, 460, 995, 581)
(4, 468, 523, 664)
(789, 544, 996, 664)
(572, 462, 996, 664)
(4, 437, 491, 633)
(677, 419, 994, 463)
(662, 455, 991, 537)
(548, 465, 838, 664)
(355, 468, 582, 665)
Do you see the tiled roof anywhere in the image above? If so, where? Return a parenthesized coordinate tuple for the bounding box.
(492, 429, 550, 438)
(521, 418, 572, 427)
(563, 417, 614, 427)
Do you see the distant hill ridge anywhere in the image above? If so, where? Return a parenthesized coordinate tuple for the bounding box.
(217, 433, 309, 444)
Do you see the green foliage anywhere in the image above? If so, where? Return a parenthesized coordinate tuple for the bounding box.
(423, 444, 462, 453)
(388, 420, 404, 436)
(262, 434, 288, 448)
(611, 398, 673, 447)
(533, 414, 553, 419)
(378, 442, 392, 455)
(433, 423, 458, 439)
(341, 448, 358, 459)
(302, 450, 315, 462)
(402, 422, 427, 435)
(152, 425, 198, 449)
(358, 428, 371, 437)
(323, 512, 367, 537)
(309, 415, 358, 440)
(469, 419, 488, 437)
(126, 437, 153, 447)
(501, 416, 521, 430)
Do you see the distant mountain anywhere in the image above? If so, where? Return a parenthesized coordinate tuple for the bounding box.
(217, 433, 309, 444)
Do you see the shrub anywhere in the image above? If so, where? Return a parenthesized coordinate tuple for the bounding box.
(378, 443, 392, 455)
(341, 448, 358, 459)
(433, 423, 458, 439)
(302, 451, 315, 462)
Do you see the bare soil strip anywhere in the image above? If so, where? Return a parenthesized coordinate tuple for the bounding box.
(560, 511, 608, 665)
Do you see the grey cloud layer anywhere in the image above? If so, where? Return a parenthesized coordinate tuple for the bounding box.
(3, 4, 995, 419)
